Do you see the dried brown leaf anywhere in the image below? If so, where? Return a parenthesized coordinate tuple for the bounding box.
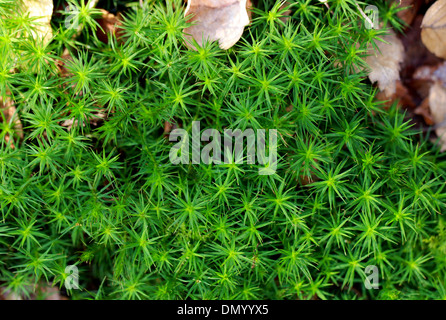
(22, 0, 54, 44)
(0, 283, 68, 300)
(366, 29, 405, 97)
(395, 0, 422, 26)
(96, 9, 123, 43)
(414, 96, 434, 125)
(61, 111, 105, 131)
(421, 0, 446, 59)
(279, 1, 292, 23)
(184, 0, 251, 50)
(375, 80, 416, 109)
(433, 61, 446, 83)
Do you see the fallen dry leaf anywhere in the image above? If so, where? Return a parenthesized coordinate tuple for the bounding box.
(0, 288, 23, 300)
(375, 80, 416, 109)
(184, 0, 251, 50)
(412, 64, 438, 100)
(61, 111, 106, 131)
(395, 0, 422, 26)
(421, 0, 446, 59)
(279, 1, 292, 23)
(413, 64, 437, 81)
(0, 283, 68, 300)
(96, 9, 123, 43)
(366, 29, 405, 97)
(400, 14, 443, 82)
(36, 284, 69, 300)
(163, 120, 181, 139)
(414, 96, 434, 125)
(433, 61, 446, 83)
(22, 0, 54, 44)
(57, 48, 74, 78)
(429, 81, 446, 151)
(411, 61, 446, 99)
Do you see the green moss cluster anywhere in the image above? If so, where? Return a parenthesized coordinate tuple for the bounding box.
(0, 0, 445, 299)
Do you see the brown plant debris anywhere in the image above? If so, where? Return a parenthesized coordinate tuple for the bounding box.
(22, 0, 54, 44)
(366, 29, 405, 97)
(421, 0, 446, 59)
(183, 0, 251, 50)
(96, 9, 123, 43)
(396, 0, 423, 26)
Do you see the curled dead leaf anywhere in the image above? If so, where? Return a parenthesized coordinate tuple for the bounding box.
(0, 283, 68, 300)
(411, 62, 446, 100)
(22, 0, 54, 44)
(421, 0, 446, 59)
(413, 64, 437, 81)
(57, 48, 74, 79)
(61, 111, 106, 131)
(433, 61, 446, 83)
(395, 0, 421, 26)
(279, 1, 292, 23)
(366, 29, 405, 97)
(375, 80, 416, 109)
(96, 9, 123, 43)
(414, 97, 434, 125)
(184, 0, 251, 50)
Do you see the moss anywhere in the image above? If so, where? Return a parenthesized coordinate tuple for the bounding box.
(0, 0, 444, 300)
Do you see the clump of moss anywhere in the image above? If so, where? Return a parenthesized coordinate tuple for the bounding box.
(0, 0, 445, 300)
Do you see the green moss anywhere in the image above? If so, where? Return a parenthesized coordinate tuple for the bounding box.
(0, 0, 445, 300)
